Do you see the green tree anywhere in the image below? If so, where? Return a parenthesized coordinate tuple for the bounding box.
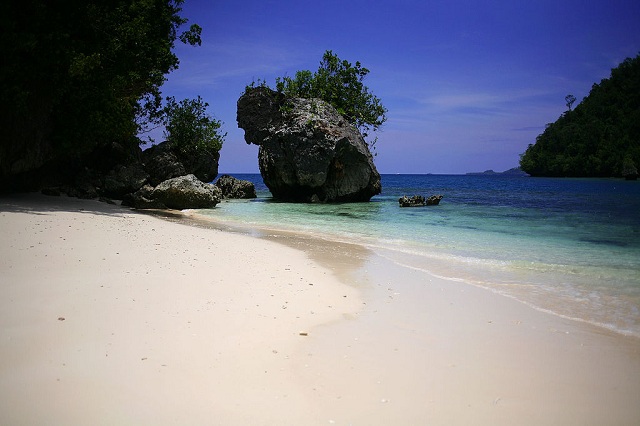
(163, 96, 225, 154)
(0, 0, 201, 179)
(273, 50, 387, 144)
(565, 94, 576, 111)
(520, 54, 640, 177)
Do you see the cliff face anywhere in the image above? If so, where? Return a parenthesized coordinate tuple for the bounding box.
(0, 105, 51, 181)
(237, 87, 381, 202)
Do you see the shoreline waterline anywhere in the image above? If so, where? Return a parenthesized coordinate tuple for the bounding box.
(183, 202, 640, 424)
(196, 173, 640, 340)
(187, 203, 640, 340)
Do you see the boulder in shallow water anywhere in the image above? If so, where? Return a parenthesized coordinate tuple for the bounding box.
(215, 175, 257, 199)
(399, 194, 443, 207)
(426, 195, 443, 205)
(237, 87, 381, 202)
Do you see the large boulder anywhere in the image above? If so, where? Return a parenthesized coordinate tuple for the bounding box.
(121, 184, 167, 209)
(151, 174, 221, 209)
(142, 141, 219, 186)
(237, 87, 381, 202)
(179, 146, 220, 184)
(141, 142, 187, 186)
(102, 163, 149, 198)
(215, 175, 257, 199)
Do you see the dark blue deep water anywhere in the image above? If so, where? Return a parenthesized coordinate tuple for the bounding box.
(200, 174, 640, 336)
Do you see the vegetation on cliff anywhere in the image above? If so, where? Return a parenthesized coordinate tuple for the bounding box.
(246, 51, 387, 149)
(0, 0, 213, 189)
(163, 96, 226, 156)
(519, 54, 640, 177)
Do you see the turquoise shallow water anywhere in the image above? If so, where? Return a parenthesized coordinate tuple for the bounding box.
(199, 174, 640, 337)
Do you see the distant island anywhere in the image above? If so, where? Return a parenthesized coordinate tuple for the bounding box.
(519, 54, 639, 178)
(466, 167, 529, 176)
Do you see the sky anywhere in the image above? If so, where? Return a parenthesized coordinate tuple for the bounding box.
(154, 0, 640, 174)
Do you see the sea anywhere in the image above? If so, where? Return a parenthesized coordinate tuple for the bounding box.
(197, 174, 640, 338)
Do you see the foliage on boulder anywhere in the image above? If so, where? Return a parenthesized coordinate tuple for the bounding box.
(247, 50, 387, 150)
(163, 96, 226, 156)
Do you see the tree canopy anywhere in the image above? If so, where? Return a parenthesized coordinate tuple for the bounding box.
(0, 0, 202, 180)
(520, 54, 640, 177)
(163, 96, 226, 155)
(253, 51, 387, 146)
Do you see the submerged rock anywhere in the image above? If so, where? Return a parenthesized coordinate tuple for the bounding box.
(237, 87, 381, 202)
(426, 195, 443, 206)
(399, 194, 443, 207)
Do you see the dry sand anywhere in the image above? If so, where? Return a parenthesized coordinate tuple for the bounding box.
(1, 193, 639, 425)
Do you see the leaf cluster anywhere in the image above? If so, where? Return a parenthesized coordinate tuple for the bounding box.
(270, 51, 387, 143)
(0, 0, 201, 172)
(520, 54, 640, 177)
(163, 96, 225, 154)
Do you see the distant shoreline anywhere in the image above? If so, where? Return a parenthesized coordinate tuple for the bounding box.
(465, 167, 528, 176)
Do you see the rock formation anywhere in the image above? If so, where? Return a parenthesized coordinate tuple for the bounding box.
(427, 195, 444, 205)
(151, 174, 220, 209)
(237, 87, 381, 202)
(141, 142, 187, 186)
(121, 185, 166, 209)
(102, 163, 149, 198)
(14, 137, 220, 210)
(123, 174, 221, 210)
(214, 175, 257, 199)
(399, 195, 443, 207)
(141, 141, 219, 186)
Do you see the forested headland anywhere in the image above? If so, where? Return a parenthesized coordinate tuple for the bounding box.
(0, 0, 209, 192)
(520, 54, 640, 178)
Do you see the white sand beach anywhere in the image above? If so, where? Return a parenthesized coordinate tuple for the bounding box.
(1, 194, 639, 425)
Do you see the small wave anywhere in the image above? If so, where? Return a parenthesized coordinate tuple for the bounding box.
(374, 249, 640, 339)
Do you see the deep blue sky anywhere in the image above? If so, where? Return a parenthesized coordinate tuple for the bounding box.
(156, 0, 640, 174)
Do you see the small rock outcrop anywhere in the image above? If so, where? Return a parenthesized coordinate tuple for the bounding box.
(179, 146, 220, 184)
(123, 175, 221, 210)
(399, 195, 443, 207)
(426, 195, 444, 206)
(151, 174, 221, 209)
(237, 87, 381, 202)
(141, 141, 220, 186)
(102, 164, 149, 198)
(214, 175, 257, 199)
(122, 184, 166, 209)
(141, 142, 186, 186)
